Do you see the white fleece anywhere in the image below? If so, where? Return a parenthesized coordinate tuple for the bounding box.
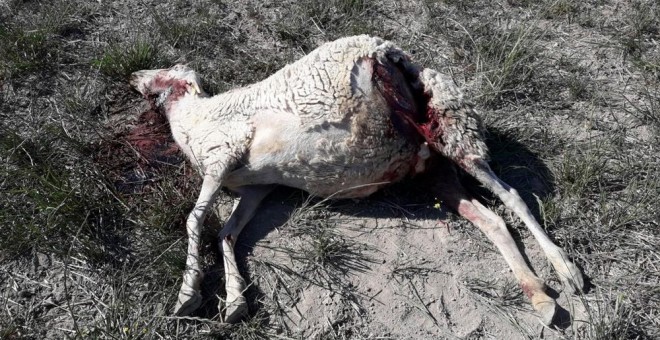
(166, 35, 470, 198)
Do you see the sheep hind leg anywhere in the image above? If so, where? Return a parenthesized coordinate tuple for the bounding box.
(174, 175, 222, 316)
(436, 172, 557, 325)
(218, 185, 275, 323)
(410, 63, 584, 293)
(464, 158, 585, 294)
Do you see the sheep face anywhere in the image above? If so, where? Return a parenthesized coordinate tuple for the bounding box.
(130, 64, 205, 110)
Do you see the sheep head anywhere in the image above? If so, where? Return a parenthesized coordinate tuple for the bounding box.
(130, 64, 205, 113)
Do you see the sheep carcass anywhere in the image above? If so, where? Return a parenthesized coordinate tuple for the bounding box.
(130, 35, 584, 325)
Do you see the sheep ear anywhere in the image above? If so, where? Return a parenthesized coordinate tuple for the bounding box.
(187, 81, 202, 95)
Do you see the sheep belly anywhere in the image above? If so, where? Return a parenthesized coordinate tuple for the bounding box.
(224, 117, 418, 199)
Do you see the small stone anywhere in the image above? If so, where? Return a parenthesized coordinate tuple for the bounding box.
(37, 253, 51, 267)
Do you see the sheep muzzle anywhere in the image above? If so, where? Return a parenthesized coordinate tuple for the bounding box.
(130, 69, 161, 97)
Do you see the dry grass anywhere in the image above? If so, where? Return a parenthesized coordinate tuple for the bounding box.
(1, 0, 658, 339)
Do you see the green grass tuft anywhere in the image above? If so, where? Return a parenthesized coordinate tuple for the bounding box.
(0, 25, 56, 79)
(543, 0, 580, 20)
(0, 128, 129, 262)
(94, 40, 166, 80)
(619, 0, 659, 58)
(449, 19, 544, 107)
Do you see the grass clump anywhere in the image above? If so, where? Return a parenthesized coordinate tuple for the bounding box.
(450, 19, 543, 107)
(576, 294, 652, 339)
(546, 138, 659, 338)
(0, 25, 56, 79)
(476, 25, 542, 106)
(556, 149, 607, 200)
(211, 311, 278, 340)
(0, 0, 91, 80)
(274, 0, 375, 51)
(94, 40, 165, 80)
(275, 199, 374, 288)
(625, 80, 660, 134)
(543, 0, 580, 20)
(464, 278, 526, 310)
(619, 0, 659, 59)
(0, 128, 130, 263)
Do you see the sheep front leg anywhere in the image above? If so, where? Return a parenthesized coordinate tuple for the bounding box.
(218, 185, 274, 323)
(173, 175, 222, 316)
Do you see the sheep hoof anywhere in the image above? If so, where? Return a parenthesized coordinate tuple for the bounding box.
(221, 295, 248, 323)
(558, 261, 585, 294)
(532, 296, 557, 326)
(173, 288, 202, 316)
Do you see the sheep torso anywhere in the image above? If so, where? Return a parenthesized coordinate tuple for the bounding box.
(170, 36, 427, 198)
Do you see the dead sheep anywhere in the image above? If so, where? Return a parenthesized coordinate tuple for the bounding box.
(130, 35, 584, 325)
